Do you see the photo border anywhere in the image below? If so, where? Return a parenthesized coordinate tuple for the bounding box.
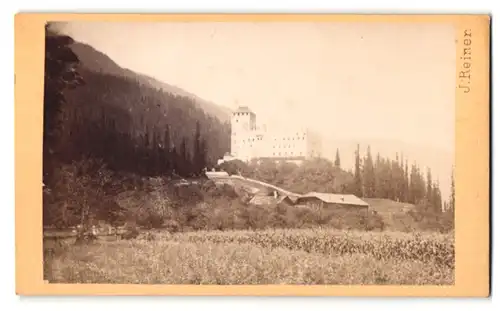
(14, 13, 491, 297)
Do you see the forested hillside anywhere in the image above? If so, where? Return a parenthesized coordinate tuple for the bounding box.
(45, 25, 231, 181)
(43, 24, 231, 227)
(61, 67, 231, 168)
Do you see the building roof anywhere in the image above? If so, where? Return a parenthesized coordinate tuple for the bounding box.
(298, 192, 369, 207)
(205, 171, 230, 180)
(234, 106, 255, 114)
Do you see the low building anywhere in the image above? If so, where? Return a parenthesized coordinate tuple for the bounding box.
(205, 171, 230, 179)
(295, 192, 369, 210)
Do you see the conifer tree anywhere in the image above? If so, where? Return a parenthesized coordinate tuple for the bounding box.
(171, 145, 179, 177)
(334, 148, 341, 168)
(362, 146, 376, 198)
(374, 153, 383, 198)
(432, 180, 442, 213)
(180, 137, 190, 177)
(404, 159, 409, 203)
(353, 144, 363, 197)
(426, 168, 433, 205)
(409, 163, 418, 204)
(163, 125, 172, 175)
(153, 128, 163, 176)
(193, 121, 202, 175)
(398, 153, 406, 202)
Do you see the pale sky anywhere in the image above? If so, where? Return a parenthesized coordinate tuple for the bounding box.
(60, 21, 456, 154)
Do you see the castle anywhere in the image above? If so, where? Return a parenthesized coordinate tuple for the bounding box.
(219, 106, 322, 164)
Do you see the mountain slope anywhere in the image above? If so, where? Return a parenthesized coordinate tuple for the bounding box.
(69, 42, 231, 123)
(61, 42, 231, 166)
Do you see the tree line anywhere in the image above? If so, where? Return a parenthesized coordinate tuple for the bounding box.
(347, 145, 455, 214)
(57, 104, 209, 178)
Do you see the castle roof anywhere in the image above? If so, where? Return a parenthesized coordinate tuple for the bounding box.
(234, 106, 254, 114)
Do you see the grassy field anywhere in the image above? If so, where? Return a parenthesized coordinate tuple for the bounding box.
(44, 228, 454, 285)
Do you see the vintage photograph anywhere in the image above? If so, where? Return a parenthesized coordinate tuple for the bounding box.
(42, 20, 456, 285)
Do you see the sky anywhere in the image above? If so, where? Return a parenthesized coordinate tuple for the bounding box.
(60, 21, 456, 153)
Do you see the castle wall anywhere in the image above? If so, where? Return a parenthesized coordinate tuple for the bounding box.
(230, 108, 321, 162)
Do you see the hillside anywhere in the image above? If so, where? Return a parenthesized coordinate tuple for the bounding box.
(363, 198, 416, 213)
(69, 42, 232, 123)
(60, 42, 232, 166)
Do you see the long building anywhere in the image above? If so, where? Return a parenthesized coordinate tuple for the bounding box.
(221, 106, 322, 164)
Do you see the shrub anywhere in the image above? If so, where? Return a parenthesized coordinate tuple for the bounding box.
(121, 222, 140, 240)
(404, 204, 455, 233)
(43, 158, 123, 228)
(164, 219, 181, 233)
(137, 210, 164, 229)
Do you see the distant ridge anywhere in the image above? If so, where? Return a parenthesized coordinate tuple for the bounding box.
(69, 42, 232, 123)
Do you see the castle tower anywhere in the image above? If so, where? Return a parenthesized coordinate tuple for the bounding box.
(231, 106, 256, 159)
(231, 106, 256, 133)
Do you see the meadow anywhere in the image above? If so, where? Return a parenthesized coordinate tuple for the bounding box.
(44, 228, 454, 285)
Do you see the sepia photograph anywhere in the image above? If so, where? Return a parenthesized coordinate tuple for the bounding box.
(39, 20, 460, 286)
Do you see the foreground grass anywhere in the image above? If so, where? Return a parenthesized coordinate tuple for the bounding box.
(45, 229, 454, 285)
